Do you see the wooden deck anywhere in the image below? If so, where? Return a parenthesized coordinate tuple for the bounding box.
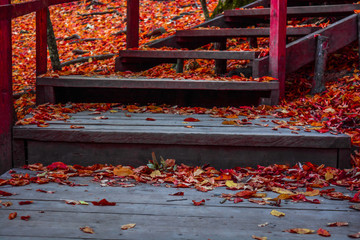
(0, 168, 359, 239)
(13, 111, 351, 169)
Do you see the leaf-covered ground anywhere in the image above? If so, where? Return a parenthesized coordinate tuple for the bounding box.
(10, 0, 360, 167)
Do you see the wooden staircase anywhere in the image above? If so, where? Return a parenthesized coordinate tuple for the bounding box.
(36, 0, 360, 107)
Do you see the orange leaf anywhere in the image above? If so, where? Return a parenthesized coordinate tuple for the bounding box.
(192, 199, 205, 206)
(80, 226, 94, 234)
(317, 228, 331, 237)
(114, 166, 133, 177)
(121, 223, 136, 230)
(8, 212, 17, 220)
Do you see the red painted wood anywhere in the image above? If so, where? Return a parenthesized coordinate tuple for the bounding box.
(36, 7, 47, 76)
(12, 0, 45, 18)
(0, 0, 13, 174)
(269, 0, 287, 99)
(126, 0, 139, 49)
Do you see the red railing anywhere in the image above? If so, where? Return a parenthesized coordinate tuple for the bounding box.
(0, 0, 287, 173)
(0, 0, 80, 173)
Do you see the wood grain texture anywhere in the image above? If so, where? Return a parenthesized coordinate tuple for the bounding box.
(126, 0, 139, 49)
(0, 172, 359, 239)
(269, 0, 287, 99)
(36, 7, 47, 76)
(0, 0, 13, 175)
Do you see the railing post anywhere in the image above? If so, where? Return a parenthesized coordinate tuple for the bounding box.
(36, 5, 48, 76)
(126, 0, 139, 49)
(269, 0, 287, 100)
(0, 0, 13, 174)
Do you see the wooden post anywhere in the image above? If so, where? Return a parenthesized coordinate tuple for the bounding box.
(269, 0, 287, 99)
(358, 14, 360, 68)
(36, 7, 48, 76)
(126, 0, 139, 49)
(214, 41, 227, 75)
(311, 35, 329, 95)
(0, 0, 13, 174)
(176, 59, 184, 73)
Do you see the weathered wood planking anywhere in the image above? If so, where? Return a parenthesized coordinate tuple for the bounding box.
(12, 112, 351, 168)
(36, 76, 279, 105)
(0, 171, 359, 240)
(224, 4, 360, 21)
(0, 0, 13, 175)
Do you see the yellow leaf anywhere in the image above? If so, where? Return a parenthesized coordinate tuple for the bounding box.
(150, 170, 161, 178)
(304, 189, 320, 196)
(270, 210, 285, 217)
(225, 180, 238, 188)
(285, 228, 315, 234)
(114, 166, 133, 177)
(252, 193, 267, 198)
(121, 223, 136, 230)
(325, 171, 334, 181)
(80, 226, 94, 234)
(193, 168, 204, 176)
(88, 58, 93, 63)
(271, 187, 294, 195)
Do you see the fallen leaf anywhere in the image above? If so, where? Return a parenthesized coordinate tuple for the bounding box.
(192, 199, 205, 206)
(145, 118, 156, 121)
(114, 166, 134, 177)
(0, 190, 14, 196)
(252, 235, 267, 240)
(249, 199, 269, 205)
(121, 223, 136, 230)
(20, 215, 31, 221)
(2, 201, 12, 207)
(150, 170, 162, 178)
(270, 210, 285, 217)
(348, 232, 360, 238)
(271, 187, 294, 195)
(225, 180, 238, 188)
(19, 201, 33, 205)
(350, 204, 360, 211)
(284, 228, 315, 234)
(80, 226, 94, 234)
(183, 117, 200, 122)
(8, 212, 17, 220)
(317, 228, 331, 237)
(327, 222, 349, 227)
(91, 199, 116, 206)
(36, 189, 55, 194)
(233, 197, 243, 203)
(169, 192, 184, 196)
(258, 222, 269, 227)
(70, 125, 85, 129)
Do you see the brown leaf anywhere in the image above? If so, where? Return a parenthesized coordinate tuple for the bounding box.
(252, 235, 267, 240)
(80, 226, 94, 234)
(350, 204, 360, 211)
(327, 222, 349, 227)
(20, 215, 31, 221)
(121, 223, 136, 230)
(348, 232, 360, 238)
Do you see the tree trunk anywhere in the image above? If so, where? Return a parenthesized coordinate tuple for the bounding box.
(211, 0, 256, 18)
(46, 8, 61, 71)
(200, 0, 210, 21)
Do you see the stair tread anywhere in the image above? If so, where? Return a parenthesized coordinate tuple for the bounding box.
(176, 26, 321, 38)
(224, 4, 360, 19)
(118, 50, 260, 60)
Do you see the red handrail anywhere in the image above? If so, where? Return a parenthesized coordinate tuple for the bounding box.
(0, 0, 80, 174)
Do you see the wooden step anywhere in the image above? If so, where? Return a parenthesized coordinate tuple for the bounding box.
(36, 75, 279, 106)
(115, 50, 260, 72)
(13, 112, 352, 169)
(176, 27, 321, 44)
(224, 4, 360, 21)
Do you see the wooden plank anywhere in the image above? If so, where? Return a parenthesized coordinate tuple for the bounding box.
(48, 0, 80, 6)
(176, 27, 321, 42)
(0, 208, 358, 239)
(126, 0, 139, 49)
(311, 35, 329, 94)
(21, 140, 340, 168)
(12, 0, 46, 18)
(0, 0, 13, 175)
(12, 125, 350, 148)
(119, 50, 260, 61)
(224, 4, 360, 20)
(269, 0, 287, 99)
(35, 7, 47, 76)
(36, 76, 279, 90)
